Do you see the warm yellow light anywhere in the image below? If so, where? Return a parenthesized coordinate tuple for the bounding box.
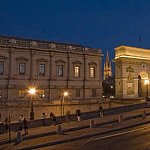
(144, 79, 149, 85)
(28, 88, 36, 95)
(115, 55, 150, 60)
(64, 92, 68, 97)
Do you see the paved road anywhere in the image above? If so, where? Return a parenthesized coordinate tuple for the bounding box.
(37, 123, 150, 150)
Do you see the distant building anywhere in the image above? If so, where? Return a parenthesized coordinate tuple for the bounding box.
(0, 35, 103, 102)
(102, 51, 114, 98)
(104, 51, 112, 80)
(114, 45, 150, 99)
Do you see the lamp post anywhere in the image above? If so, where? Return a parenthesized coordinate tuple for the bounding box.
(61, 91, 68, 115)
(28, 88, 36, 120)
(144, 79, 149, 101)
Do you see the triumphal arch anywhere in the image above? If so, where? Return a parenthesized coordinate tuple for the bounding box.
(114, 46, 150, 99)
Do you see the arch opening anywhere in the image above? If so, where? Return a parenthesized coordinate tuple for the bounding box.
(138, 72, 149, 98)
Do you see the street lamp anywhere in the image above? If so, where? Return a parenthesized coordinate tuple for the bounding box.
(28, 87, 36, 120)
(110, 85, 114, 98)
(61, 91, 68, 115)
(144, 79, 149, 101)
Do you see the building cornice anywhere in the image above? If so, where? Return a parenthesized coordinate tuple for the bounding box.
(115, 45, 150, 61)
(0, 35, 102, 56)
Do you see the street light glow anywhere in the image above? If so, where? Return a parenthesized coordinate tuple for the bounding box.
(64, 91, 68, 97)
(144, 79, 149, 85)
(28, 88, 36, 95)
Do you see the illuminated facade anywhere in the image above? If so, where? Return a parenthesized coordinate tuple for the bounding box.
(0, 35, 103, 102)
(104, 51, 112, 79)
(114, 46, 150, 99)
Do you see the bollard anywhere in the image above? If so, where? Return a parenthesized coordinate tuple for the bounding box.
(16, 131, 23, 143)
(146, 101, 150, 108)
(118, 114, 123, 123)
(100, 112, 104, 118)
(90, 119, 95, 128)
(57, 124, 63, 134)
(142, 110, 147, 119)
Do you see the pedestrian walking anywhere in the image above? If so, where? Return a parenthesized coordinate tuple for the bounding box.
(76, 109, 81, 121)
(23, 118, 28, 135)
(99, 106, 104, 118)
(65, 110, 70, 122)
(4, 116, 8, 133)
(41, 113, 46, 126)
(16, 131, 23, 143)
(18, 114, 24, 131)
(50, 112, 56, 126)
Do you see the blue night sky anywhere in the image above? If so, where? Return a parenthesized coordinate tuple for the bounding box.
(0, 0, 150, 73)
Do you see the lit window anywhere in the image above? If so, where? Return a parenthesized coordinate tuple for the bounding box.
(19, 63, 25, 75)
(0, 62, 4, 75)
(92, 89, 96, 97)
(39, 64, 45, 76)
(75, 66, 80, 77)
(38, 90, 45, 98)
(75, 89, 80, 97)
(19, 90, 26, 98)
(58, 65, 63, 77)
(90, 67, 95, 78)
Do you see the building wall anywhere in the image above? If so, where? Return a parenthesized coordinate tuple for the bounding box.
(0, 35, 103, 102)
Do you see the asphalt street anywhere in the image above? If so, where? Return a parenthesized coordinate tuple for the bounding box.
(37, 124, 150, 150)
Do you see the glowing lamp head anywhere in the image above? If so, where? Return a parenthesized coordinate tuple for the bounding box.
(144, 79, 149, 85)
(64, 92, 68, 97)
(28, 88, 36, 95)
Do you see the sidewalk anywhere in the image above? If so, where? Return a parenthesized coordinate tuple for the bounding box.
(0, 114, 118, 144)
(1, 107, 150, 149)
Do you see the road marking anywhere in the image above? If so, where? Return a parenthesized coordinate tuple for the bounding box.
(93, 125, 150, 141)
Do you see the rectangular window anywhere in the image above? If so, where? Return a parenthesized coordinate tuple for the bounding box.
(58, 65, 63, 77)
(38, 90, 45, 98)
(75, 89, 80, 97)
(0, 62, 4, 75)
(19, 90, 26, 98)
(90, 67, 95, 78)
(75, 66, 80, 77)
(19, 63, 25, 75)
(92, 89, 96, 97)
(39, 64, 45, 76)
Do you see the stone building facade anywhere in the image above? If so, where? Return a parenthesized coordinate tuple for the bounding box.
(114, 45, 150, 99)
(0, 35, 103, 102)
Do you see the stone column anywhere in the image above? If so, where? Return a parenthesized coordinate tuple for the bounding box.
(83, 53, 87, 100)
(67, 52, 70, 89)
(30, 50, 33, 81)
(7, 48, 13, 100)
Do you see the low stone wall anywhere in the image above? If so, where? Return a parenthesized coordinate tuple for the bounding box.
(0, 99, 140, 122)
(0, 102, 147, 134)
